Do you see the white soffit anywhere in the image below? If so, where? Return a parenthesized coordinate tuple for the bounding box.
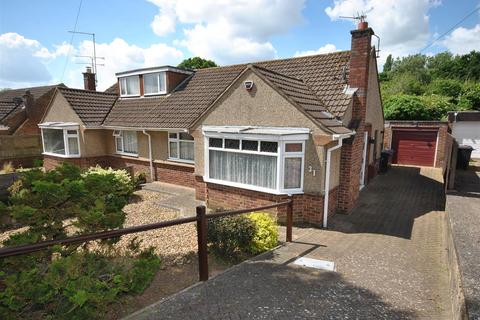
(38, 122, 79, 128)
(202, 125, 310, 136)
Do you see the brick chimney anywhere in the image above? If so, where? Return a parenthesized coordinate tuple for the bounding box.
(83, 66, 96, 91)
(337, 22, 375, 214)
(22, 90, 35, 119)
(348, 21, 374, 121)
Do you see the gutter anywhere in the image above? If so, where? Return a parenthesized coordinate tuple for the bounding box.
(142, 130, 154, 181)
(103, 125, 188, 132)
(323, 132, 355, 228)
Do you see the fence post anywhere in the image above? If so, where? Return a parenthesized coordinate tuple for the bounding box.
(196, 205, 209, 281)
(286, 196, 293, 242)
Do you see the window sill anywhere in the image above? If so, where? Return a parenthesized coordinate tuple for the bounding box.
(203, 177, 304, 195)
(167, 158, 195, 165)
(114, 152, 138, 158)
(156, 159, 195, 168)
(42, 152, 81, 159)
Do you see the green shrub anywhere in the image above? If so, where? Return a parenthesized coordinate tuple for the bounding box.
(207, 215, 255, 259)
(133, 172, 147, 189)
(0, 162, 160, 319)
(83, 166, 134, 199)
(32, 159, 43, 168)
(458, 82, 480, 111)
(384, 94, 430, 120)
(427, 79, 463, 98)
(207, 212, 278, 259)
(247, 212, 278, 254)
(0, 248, 160, 319)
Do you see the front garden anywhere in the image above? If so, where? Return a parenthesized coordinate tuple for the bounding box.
(0, 162, 279, 319)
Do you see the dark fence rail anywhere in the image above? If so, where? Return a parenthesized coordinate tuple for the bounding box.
(0, 198, 293, 281)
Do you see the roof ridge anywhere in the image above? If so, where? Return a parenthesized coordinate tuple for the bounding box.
(59, 86, 118, 96)
(249, 64, 304, 83)
(197, 50, 351, 71)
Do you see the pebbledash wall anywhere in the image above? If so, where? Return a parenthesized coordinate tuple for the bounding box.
(383, 121, 448, 168)
(189, 69, 344, 226)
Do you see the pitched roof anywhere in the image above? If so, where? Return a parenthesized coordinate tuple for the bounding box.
(251, 65, 350, 134)
(0, 84, 63, 101)
(104, 83, 119, 94)
(57, 87, 118, 127)
(0, 84, 64, 122)
(104, 51, 352, 131)
(0, 100, 19, 121)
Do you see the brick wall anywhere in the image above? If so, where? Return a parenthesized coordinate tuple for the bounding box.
(337, 27, 374, 214)
(205, 181, 338, 226)
(383, 121, 448, 168)
(43, 154, 195, 187)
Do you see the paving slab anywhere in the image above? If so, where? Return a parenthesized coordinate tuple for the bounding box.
(142, 182, 204, 217)
(129, 166, 452, 320)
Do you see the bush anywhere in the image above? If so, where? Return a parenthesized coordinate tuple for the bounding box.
(384, 95, 430, 120)
(83, 166, 134, 199)
(207, 212, 278, 259)
(427, 79, 463, 98)
(207, 215, 255, 260)
(0, 162, 160, 319)
(32, 159, 43, 168)
(458, 82, 480, 111)
(247, 212, 278, 254)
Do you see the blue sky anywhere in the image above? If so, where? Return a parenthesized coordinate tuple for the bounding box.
(1, 0, 479, 90)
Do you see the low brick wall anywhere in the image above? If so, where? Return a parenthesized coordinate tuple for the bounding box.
(205, 181, 338, 226)
(43, 154, 195, 188)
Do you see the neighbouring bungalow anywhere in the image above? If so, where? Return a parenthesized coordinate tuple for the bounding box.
(39, 22, 384, 227)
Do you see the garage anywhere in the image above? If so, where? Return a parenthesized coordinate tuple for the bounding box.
(391, 130, 438, 167)
(448, 111, 480, 159)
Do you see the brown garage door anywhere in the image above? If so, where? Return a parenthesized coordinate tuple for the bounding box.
(392, 130, 437, 167)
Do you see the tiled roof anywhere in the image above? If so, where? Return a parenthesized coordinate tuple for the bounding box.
(57, 87, 118, 127)
(104, 83, 119, 94)
(252, 65, 350, 134)
(0, 100, 19, 121)
(104, 51, 353, 130)
(0, 84, 63, 122)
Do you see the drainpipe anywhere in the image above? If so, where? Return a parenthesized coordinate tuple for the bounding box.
(323, 132, 354, 228)
(142, 130, 154, 181)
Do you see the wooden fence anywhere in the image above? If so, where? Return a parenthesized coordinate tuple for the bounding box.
(0, 135, 43, 168)
(443, 133, 458, 192)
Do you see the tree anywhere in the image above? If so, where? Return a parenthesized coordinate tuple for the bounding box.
(384, 95, 430, 120)
(427, 79, 463, 99)
(178, 57, 217, 69)
(383, 54, 393, 73)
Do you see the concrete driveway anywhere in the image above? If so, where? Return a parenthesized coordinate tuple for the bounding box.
(128, 166, 452, 320)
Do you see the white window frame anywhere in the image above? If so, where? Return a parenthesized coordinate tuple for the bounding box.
(143, 72, 167, 96)
(168, 132, 195, 163)
(114, 130, 138, 156)
(203, 132, 306, 195)
(119, 76, 140, 97)
(41, 127, 81, 158)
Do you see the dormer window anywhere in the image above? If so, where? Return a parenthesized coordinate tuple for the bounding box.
(120, 76, 140, 97)
(144, 72, 167, 95)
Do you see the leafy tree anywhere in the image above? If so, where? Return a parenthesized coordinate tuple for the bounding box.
(178, 57, 217, 69)
(384, 95, 430, 120)
(427, 79, 463, 99)
(383, 54, 393, 72)
(458, 82, 480, 110)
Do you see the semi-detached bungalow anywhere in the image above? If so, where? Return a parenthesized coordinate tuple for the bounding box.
(39, 23, 384, 227)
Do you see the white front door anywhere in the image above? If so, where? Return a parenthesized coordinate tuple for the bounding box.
(360, 131, 368, 190)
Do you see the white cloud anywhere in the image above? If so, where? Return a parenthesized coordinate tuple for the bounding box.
(294, 44, 338, 57)
(0, 33, 52, 88)
(148, 0, 306, 64)
(441, 24, 480, 55)
(0, 32, 184, 90)
(325, 0, 436, 66)
(71, 38, 184, 90)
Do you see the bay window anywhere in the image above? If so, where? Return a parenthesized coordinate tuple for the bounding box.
(144, 72, 167, 95)
(119, 76, 140, 96)
(168, 132, 194, 162)
(41, 126, 80, 157)
(203, 127, 308, 194)
(114, 130, 138, 155)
